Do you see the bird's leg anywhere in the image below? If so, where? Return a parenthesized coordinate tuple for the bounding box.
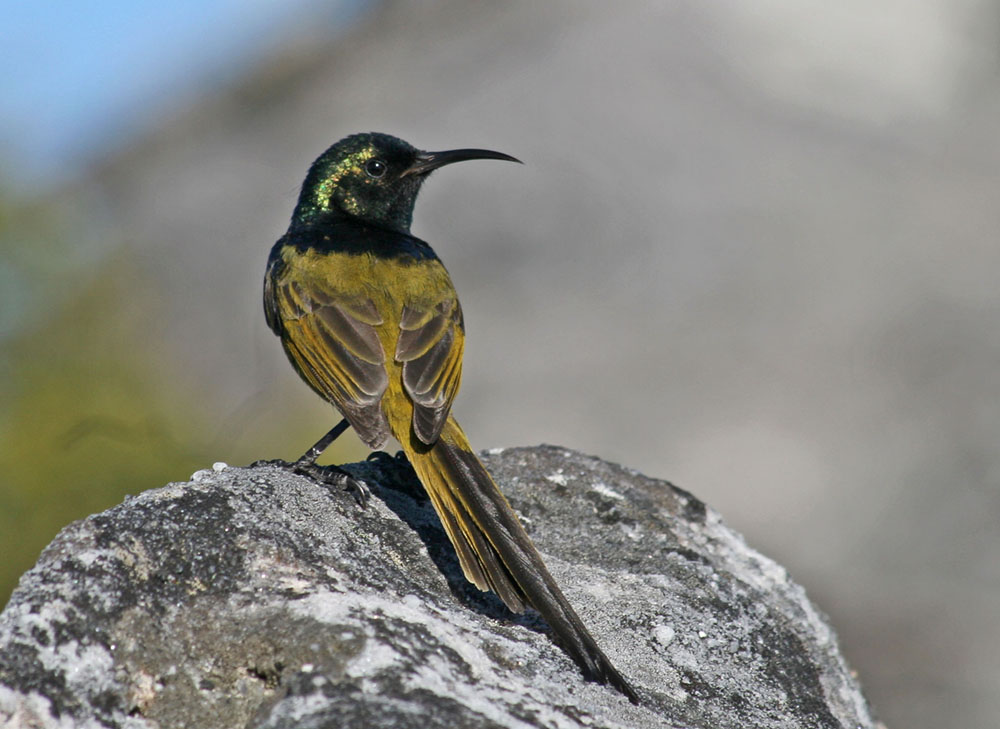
(253, 419, 371, 507)
(295, 418, 351, 468)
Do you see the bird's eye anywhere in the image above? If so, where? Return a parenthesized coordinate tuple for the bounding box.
(365, 159, 387, 178)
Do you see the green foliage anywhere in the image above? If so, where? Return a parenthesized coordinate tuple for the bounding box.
(0, 253, 210, 606)
(0, 184, 365, 608)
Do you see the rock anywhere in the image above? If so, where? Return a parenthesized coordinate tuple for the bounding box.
(0, 446, 880, 728)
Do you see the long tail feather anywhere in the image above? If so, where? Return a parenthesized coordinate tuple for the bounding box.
(402, 417, 638, 703)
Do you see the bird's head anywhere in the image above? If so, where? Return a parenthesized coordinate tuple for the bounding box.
(292, 132, 520, 233)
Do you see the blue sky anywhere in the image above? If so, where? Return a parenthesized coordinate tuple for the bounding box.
(0, 0, 368, 191)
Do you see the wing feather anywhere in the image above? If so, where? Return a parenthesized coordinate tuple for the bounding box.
(396, 299, 464, 444)
(276, 278, 390, 448)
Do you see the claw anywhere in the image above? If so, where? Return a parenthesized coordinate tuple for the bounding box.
(297, 462, 371, 509)
(342, 475, 371, 508)
(252, 458, 370, 508)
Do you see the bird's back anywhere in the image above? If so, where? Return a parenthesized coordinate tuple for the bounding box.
(265, 220, 466, 449)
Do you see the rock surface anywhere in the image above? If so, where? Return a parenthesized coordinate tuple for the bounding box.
(0, 446, 880, 728)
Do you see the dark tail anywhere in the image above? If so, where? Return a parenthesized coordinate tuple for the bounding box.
(403, 416, 639, 703)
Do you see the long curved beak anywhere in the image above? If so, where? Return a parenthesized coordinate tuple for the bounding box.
(402, 148, 522, 177)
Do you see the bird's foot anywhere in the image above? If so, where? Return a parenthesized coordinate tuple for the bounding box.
(366, 449, 408, 466)
(251, 458, 370, 508)
(366, 450, 414, 482)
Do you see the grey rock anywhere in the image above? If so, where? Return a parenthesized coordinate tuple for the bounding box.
(0, 446, 880, 728)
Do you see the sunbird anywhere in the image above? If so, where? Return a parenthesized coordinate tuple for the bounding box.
(263, 132, 637, 702)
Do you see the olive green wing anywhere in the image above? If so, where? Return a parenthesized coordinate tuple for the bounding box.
(395, 297, 465, 445)
(269, 274, 391, 449)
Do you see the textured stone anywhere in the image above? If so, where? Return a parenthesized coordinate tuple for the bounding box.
(0, 446, 880, 728)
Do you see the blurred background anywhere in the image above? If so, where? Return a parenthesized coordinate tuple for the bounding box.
(2, 1, 998, 726)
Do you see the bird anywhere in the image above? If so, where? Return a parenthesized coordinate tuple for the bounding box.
(262, 132, 637, 703)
